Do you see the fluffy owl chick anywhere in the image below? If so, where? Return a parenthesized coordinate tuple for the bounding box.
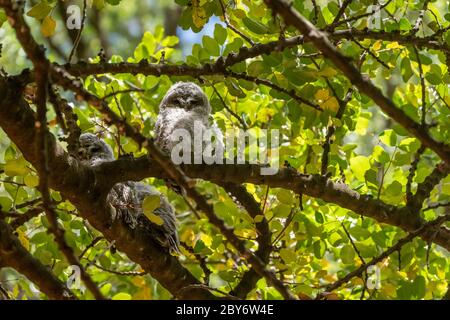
(154, 81, 223, 159)
(78, 133, 180, 254)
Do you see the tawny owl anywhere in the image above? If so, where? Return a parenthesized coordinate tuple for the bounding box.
(154, 82, 223, 163)
(77, 133, 180, 253)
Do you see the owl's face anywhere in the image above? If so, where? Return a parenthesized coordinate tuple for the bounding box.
(78, 133, 114, 165)
(160, 82, 211, 116)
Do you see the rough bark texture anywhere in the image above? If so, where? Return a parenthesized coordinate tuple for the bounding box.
(0, 76, 215, 299)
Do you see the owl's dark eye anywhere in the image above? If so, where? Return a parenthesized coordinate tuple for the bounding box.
(90, 146, 101, 153)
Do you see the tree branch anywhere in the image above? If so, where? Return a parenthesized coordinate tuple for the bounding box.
(0, 219, 76, 300)
(321, 214, 450, 294)
(223, 183, 272, 299)
(98, 157, 450, 252)
(264, 0, 450, 165)
(0, 75, 216, 299)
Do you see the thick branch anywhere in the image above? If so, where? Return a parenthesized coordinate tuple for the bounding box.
(223, 183, 272, 298)
(99, 157, 450, 252)
(264, 0, 450, 165)
(0, 75, 215, 299)
(0, 219, 75, 300)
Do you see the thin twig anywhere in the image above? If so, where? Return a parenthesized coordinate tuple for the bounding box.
(321, 214, 450, 294)
(68, 0, 87, 63)
(79, 236, 105, 260)
(209, 82, 247, 129)
(218, 0, 254, 45)
(413, 46, 427, 126)
(410, 0, 430, 35)
(227, 70, 322, 111)
(178, 284, 241, 300)
(90, 262, 146, 277)
(406, 145, 426, 204)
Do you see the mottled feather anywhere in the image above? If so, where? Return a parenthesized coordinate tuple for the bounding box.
(78, 133, 180, 253)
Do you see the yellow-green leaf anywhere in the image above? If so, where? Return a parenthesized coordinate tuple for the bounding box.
(145, 212, 164, 226)
(27, 2, 52, 20)
(142, 195, 161, 214)
(340, 244, 355, 264)
(17, 229, 30, 251)
(142, 195, 164, 226)
(315, 89, 329, 101)
(350, 155, 371, 181)
(112, 293, 132, 300)
(41, 15, 56, 37)
(321, 97, 339, 112)
(192, 0, 206, 28)
(254, 215, 264, 223)
(24, 175, 39, 187)
(4, 157, 30, 176)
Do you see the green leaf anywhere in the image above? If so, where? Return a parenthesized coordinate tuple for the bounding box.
(69, 220, 84, 230)
(380, 129, 397, 146)
(202, 36, 220, 56)
(372, 145, 390, 164)
(350, 155, 370, 181)
(399, 18, 411, 31)
(247, 60, 267, 77)
(254, 215, 264, 223)
(340, 244, 355, 264)
(161, 35, 179, 47)
(193, 239, 211, 254)
(192, 1, 207, 29)
(412, 276, 426, 299)
(93, 0, 106, 10)
(41, 15, 56, 37)
(272, 204, 291, 218)
(0, 9, 6, 27)
(279, 248, 296, 263)
(213, 23, 227, 45)
(385, 181, 402, 196)
(112, 293, 132, 300)
(314, 211, 324, 224)
(142, 195, 164, 225)
(142, 195, 160, 213)
(24, 174, 39, 187)
(4, 157, 30, 176)
(313, 240, 326, 259)
(242, 17, 269, 34)
(99, 255, 111, 269)
(425, 64, 442, 85)
(400, 57, 413, 82)
(276, 190, 294, 205)
(0, 197, 12, 212)
(30, 232, 48, 244)
(27, 2, 52, 20)
(106, 0, 122, 5)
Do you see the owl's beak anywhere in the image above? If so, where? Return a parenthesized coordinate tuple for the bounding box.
(184, 98, 196, 110)
(180, 98, 189, 109)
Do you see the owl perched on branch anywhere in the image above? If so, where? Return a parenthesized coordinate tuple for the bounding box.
(154, 82, 224, 164)
(78, 133, 180, 254)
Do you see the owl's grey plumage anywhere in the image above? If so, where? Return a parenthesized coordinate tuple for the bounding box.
(154, 82, 223, 158)
(78, 133, 180, 253)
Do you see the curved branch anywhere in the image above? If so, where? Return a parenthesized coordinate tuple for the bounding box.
(0, 75, 215, 299)
(264, 0, 450, 166)
(0, 219, 76, 300)
(98, 157, 450, 252)
(223, 183, 272, 299)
